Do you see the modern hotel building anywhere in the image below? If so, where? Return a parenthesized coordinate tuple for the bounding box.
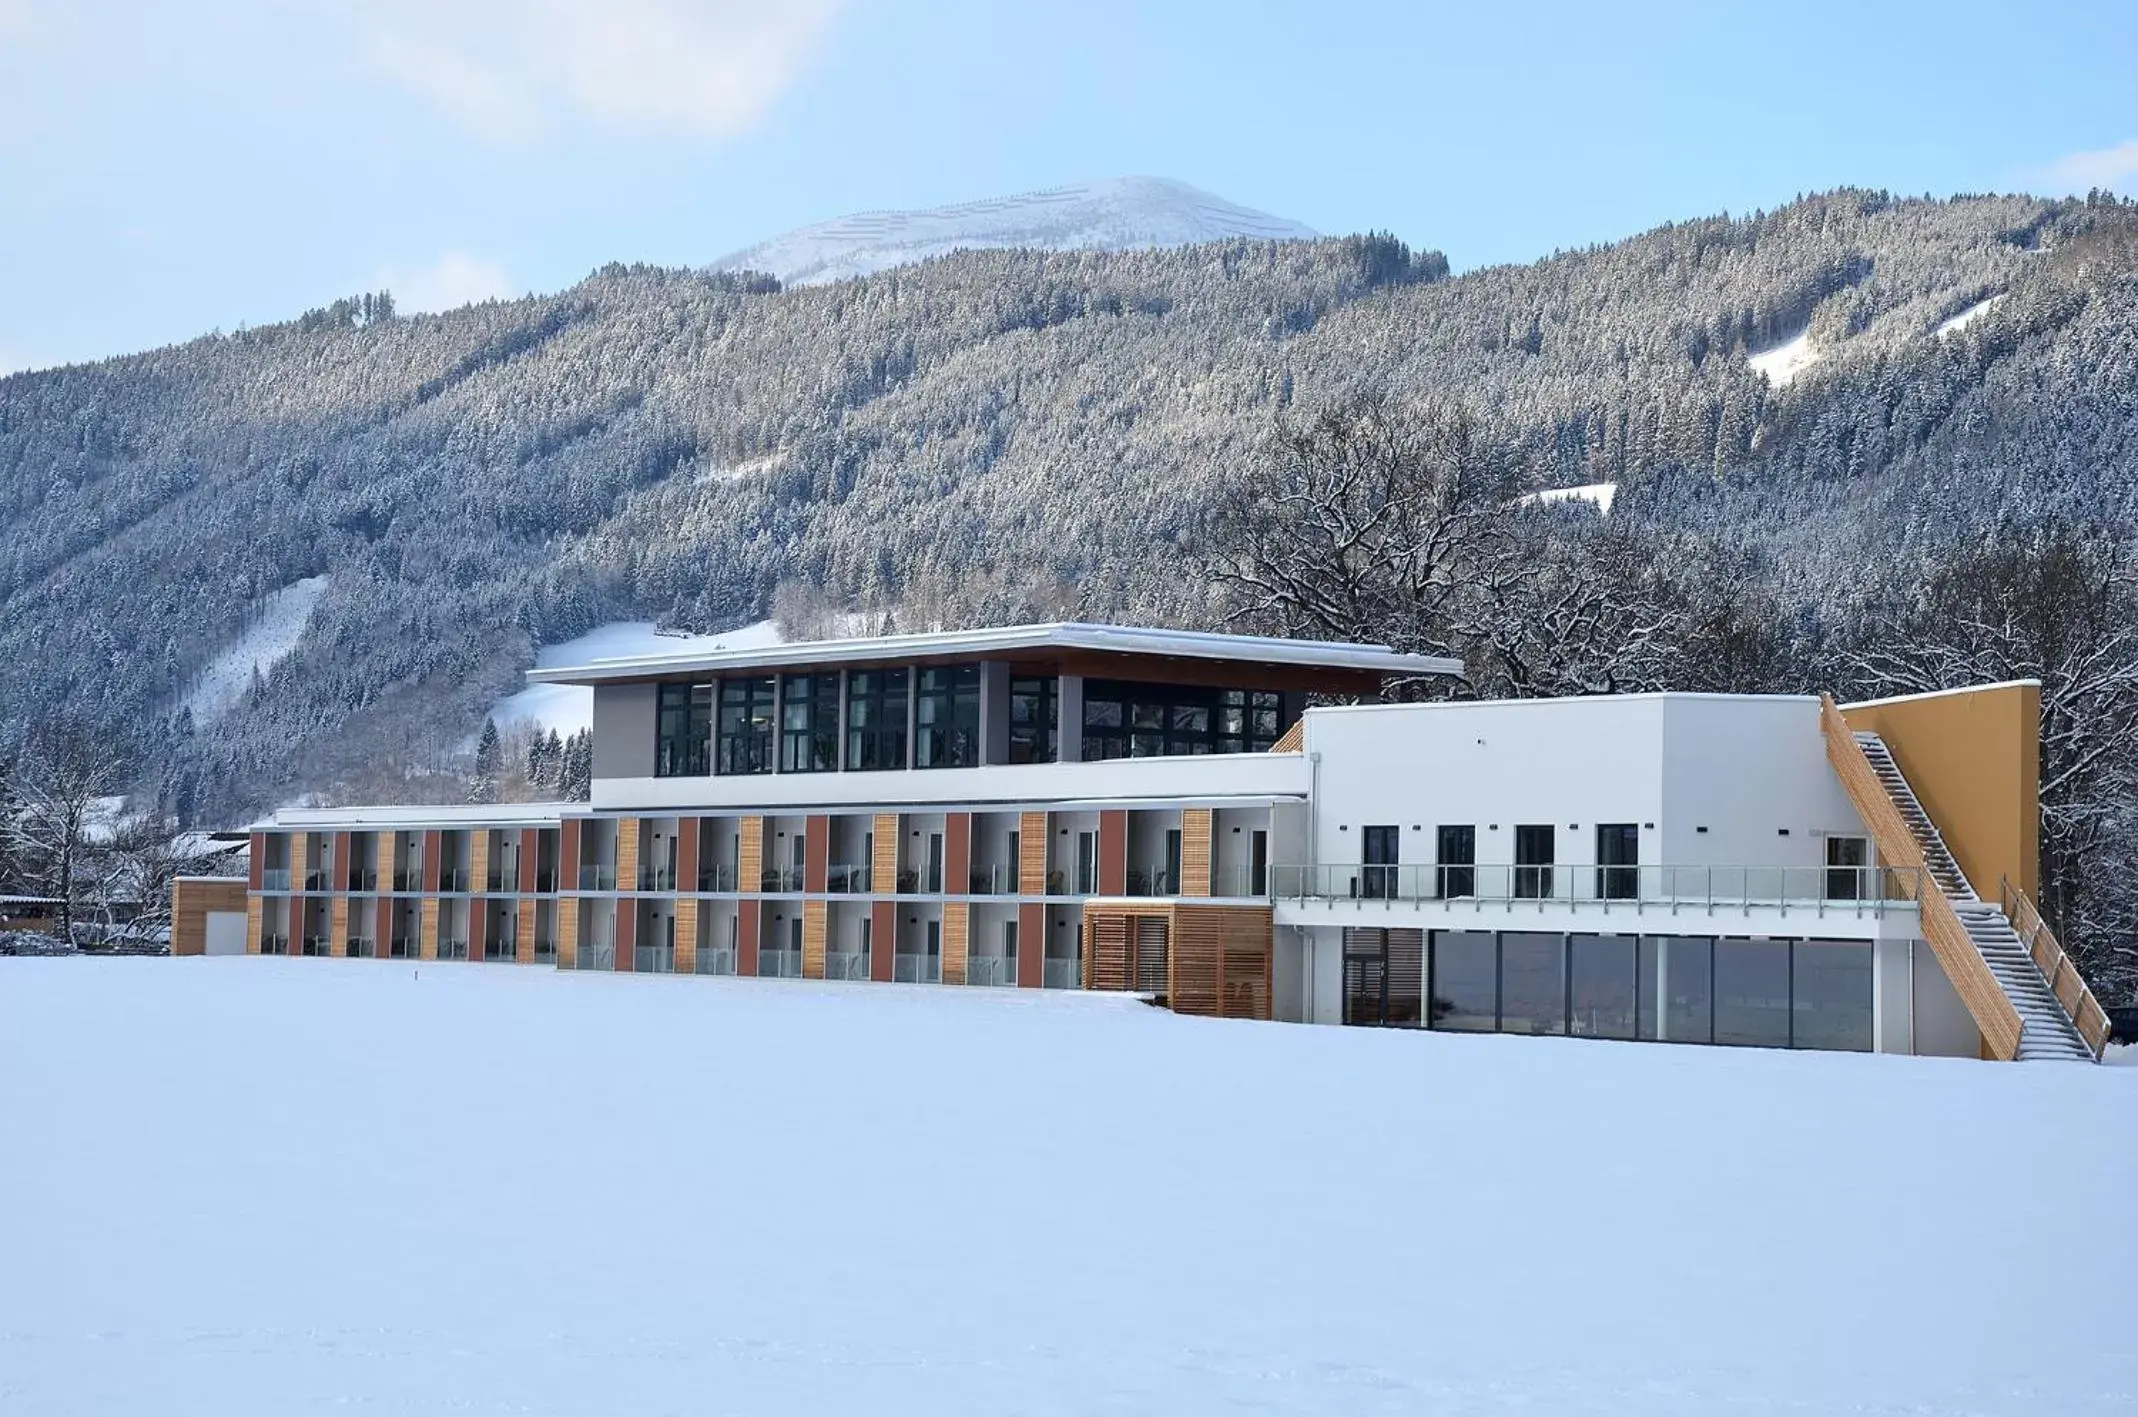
(185, 623, 2111, 1063)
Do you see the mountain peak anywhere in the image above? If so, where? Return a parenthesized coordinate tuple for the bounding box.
(711, 176, 1318, 286)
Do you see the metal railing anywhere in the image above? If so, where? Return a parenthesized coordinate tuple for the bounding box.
(300, 936, 331, 956)
(346, 870, 379, 892)
(638, 867, 677, 891)
(824, 950, 870, 981)
(437, 938, 470, 961)
(965, 955, 1016, 987)
(761, 867, 806, 893)
(634, 944, 675, 974)
(696, 946, 737, 976)
(533, 937, 556, 960)
(893, 953, 942, 983)
(392, 870, 420, 892)
(698, 864, 738, 892)
(578, 864, 617, 891)
(1208, 866, 1269, 899)
(438, 869, 468, 892)
(260, 933, 290, 955)
(759, 947, 803, 978)
(303, 871, 328, 891)
(261, 869, 291, 891)
(967, 864, 1021, 895)
(1043, 958, 1081, 990)
(827, 862, 872, 893)
(1270, 862, 1929, 914)
(345, 937, 376, 958)
(2003, 877, 2110, 1059)
(389, 937, 416, 958)
(1126, 867, 1178, 897)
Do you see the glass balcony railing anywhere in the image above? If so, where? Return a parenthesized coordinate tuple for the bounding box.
(697, 864, 739, 892)
(437, 869, 468, 892)
(261, 869, 291, 891)
(892, 952, 942, 983)
(760, 867, 806, 893)
(966, 864, 1021, 895)
(578, 865, 616, 891)
(696, 946, 737, 976)
(1268, 863, 1926, 912)
(1125, 867, 1177, 897)
(638, 866, 677, 892)
(826, 863, 872, 894)
(758, 948, 803, 979)
(823, 951, 870, 981)
(964, 956, 1017, 987)
(1043, 958, 1081, 990)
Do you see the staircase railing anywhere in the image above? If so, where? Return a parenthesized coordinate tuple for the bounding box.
(1819, 694, 2024, 1061)
(2000, 878, 2110, 1060)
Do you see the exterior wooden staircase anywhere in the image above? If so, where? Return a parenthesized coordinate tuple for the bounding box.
(1820, 696, 2105, 1061)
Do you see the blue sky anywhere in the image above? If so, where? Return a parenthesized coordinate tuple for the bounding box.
(1, 0, 2133, 373)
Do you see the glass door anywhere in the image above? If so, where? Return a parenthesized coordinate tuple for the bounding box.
(1361, 825, 1399, 899)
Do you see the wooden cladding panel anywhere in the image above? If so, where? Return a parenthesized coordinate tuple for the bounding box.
(1180, 809, 1214, 897)
(1017, 901, 1045, 989)
(617, 818, 641, 892)
(677, 817, 701, 894)
(291, 832, 310, 886)
(469, 895, 489, 960)
(738, 901, 761, 977)
(1098, 811, 1128, 896)
(739, 817, 765, 894)
(374, 895, 393, 955)
(1083, 911, 1135, 993)
(941, 902, 969, 985)
(245, 896, 264, 954)
(1018, 812, 1049, 893)
(674, 897, 699, 975)
(173, 877, 248, 956)
(328, 897, 350, 957)
(419, 899, 441, 961)
(945, 813, 971, 897)
(1269, 720, 1305, 754)
(1169, 904, 1273, 1021)
(1819, 695, 2023, 1060)
(805, 816, 830, 893)
(560, 819, 582, 891)
(421, 831, 442, 893)
(614, 898, 635, 972)
(379, 831, 400, 888)
(248, 832, 265, 890)
(557, 900, 580, 969)
(331, 831, 351, 890)
(802, 900, 829, 979)
(872, 814, 899, 891)
(470, 831, 491, 894)
(870, 900, 896, 982)
(520, 827, 541, 891)
(516, 897, 538, 965)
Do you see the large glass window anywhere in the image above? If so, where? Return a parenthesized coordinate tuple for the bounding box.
(1500, 931, 1567, 1035)
(1429, 931, 1497, 1031)
(1514, 825, 1555, 899)
(780, 672, 839, 773)
(1009, 676, 1057, 763)
(1436, 825, 1475, 899)
(845, 669, 909, 771)
(716, 676, 775, 775)
(655, 682, 712, 776)
(915, 665, 981, 769)
(1713, 938, 1792, 1048)
(1569, 933, 1638, 1039)
(1081, 681, 1291, 760)
(1361, 825, 1399, 899)
(1792, 940, 1873, 1051)
(1638, 935, 1713, 1044)
(1825, 836, 1869, 901)
(1596, 823, 1639, 900)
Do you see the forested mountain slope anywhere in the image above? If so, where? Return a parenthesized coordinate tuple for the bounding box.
(1, 189, 2134, 855)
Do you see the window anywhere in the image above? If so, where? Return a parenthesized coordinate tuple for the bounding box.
(1515, 825, 1555, 899)
(1080, 680, 1292, 760)
(1436, 825, 1475, 899)
(1163, 828, 1182, 895)
(1638, 935, 1713, 1044)
(915, 665, 980, 768)
(655, 682, 712, 777)
(1596, 823, 1639, 900)
(1499, 931, 1566, 1035)
(1429, 931, 1497, 1031)
(925, 833, 945, 893)
(1076, 831, 1098, 894)
(780, 672, 839, 773)
(1361, 825, 1399, 899)
(716, 676, 775, 776)
(1713, 938, 1792, 1048)
(1009, 676, 1057, 763)
(1791, 940, 1873, 1051)
(1825, 836, 1869, 901)
(845, 669, 909, 771)
(1006, 831, 1021, 893)
(1003, 920, 1019, 962)
(1569, 934, 1638, 1039)
(1250, 830, 1269, 896)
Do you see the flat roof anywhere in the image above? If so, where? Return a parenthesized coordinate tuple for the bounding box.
(524, 621, 1463, 686)
(251, 803, 572, 832)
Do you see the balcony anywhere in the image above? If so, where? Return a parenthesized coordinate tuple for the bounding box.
(300, 936, 331, 957)
(760, 866, 806, 894)
(260, 933, 290, 955)
(697, 863, 739, 892)
(965, 955, 1016, 987)
(696, 946, 737, 976)
(966, 864, 1020, 896)
(534, 870, 558, 893)
(824, 950, 870, 981)
(1043, 958, 1081, 990)
(389, 937, 417, 959)
(1271, 863, 1925, 919)
(892, 952, 942, 983)
(578, 864, 617, 891)
(302, 871, 328, 892)
(638, 866, 678, 892)
(438, 869, 469, 892)
(760, 947, 803, 978)
(345, 870, 379, 892)
(633, 943, 674, 973)
(1125, 866, 1177, 898)
(392, 870, 420, 892)
(534, 936, 557, 961)
(261, 869, 291, 891)
(345, 937, 376, 958)
(896, 866, 944, 895)
(827, 862, 872, 894)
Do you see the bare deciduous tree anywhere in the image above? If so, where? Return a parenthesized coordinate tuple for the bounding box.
(3, 720, 130, 943)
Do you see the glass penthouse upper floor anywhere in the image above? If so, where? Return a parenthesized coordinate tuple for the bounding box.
(534, 622, 1462, 811)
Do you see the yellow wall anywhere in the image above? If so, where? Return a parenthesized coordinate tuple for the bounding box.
(1841, 681, 2040, 899)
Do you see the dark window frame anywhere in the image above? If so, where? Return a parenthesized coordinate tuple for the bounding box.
(716, 676, 776, 776)
(779, 671, 841, 774)
(915, 664, 981, 769)
(655, 682, 713, 778)
(845, 668, 910, 771)
(1008, 675, 1058, 764)
(1080, 680, 1292, 760)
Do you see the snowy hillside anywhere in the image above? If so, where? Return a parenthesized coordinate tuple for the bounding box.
(179, 576, 329, 724)
(712, 176, 1318, 285)
(489, 619, 784, 735)
(5, 959, 2134, 1416)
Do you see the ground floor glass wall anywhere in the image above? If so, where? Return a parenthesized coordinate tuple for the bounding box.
(1393, 930, 1873, 1052)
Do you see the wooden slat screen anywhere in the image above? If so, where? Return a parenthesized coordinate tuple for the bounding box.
(419, 899, 441, 961)
(558, 900, 580, 968)
(516, 896, 538, 965)
(245, 896, 264, 954)
(674, 897, 699, 974)
(802, 899, 828, 979)
(1018, 812, 1049, 894)
(617, 818, 641, 892)
(470, 831, 491, 895)
(379, 831, 399, 889)
(941, 903, 969, 985)
(739, 817, 765, 894)
(1180, 809, 1213, 896)
(328, 897, 349, 956)
(1269, 720, 1305, 754)
(872, 813, 899, 892)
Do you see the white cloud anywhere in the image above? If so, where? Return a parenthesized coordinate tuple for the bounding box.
(2025, 138, 2138, 195)
(371, 251, 517, 314)
(348, 0, 840, 142)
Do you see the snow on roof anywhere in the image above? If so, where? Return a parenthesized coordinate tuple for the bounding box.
(254, 802, 572, 832)
(525, 622, 1463, 685)
(1841, 680, 2042, 710)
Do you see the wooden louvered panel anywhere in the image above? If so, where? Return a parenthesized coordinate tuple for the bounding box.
(419, 899, 440, 961)
(1180, 809, 1214, 897)
(802, 899, 828, 979)
(1269, 719, 1305, 754)
(616, 818, 640, 892)
(1017, 901, 1045, 988)
(557, 900, 580, 969)
(870, 900, 896, 981)
(245, 896, 264, 954)
(515, 897, 537, 964)
(379, 831, 399, 889)
(328, 897, 349, 957)
(674, 897, 699, 975)
(739, 817, 765, 894)
(291, 832, 309, 886)
(941, 902, 969, 985)
(1083, 912, 1134, 992)
(1170, 904, 1274, 1021)
(872, 813, 899, 891)
(1018, 812, 1049, 893)
(470, 831, 491, 894)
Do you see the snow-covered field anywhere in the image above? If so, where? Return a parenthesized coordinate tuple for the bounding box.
(489, 619, 784, 736)
(181, 576, 329, 724)
(1935, 293, 2006, 337)
(4, 958, 2134, 1416)
(1745, 327, 1821, 386)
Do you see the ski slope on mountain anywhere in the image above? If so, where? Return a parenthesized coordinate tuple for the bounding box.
(180, 576, 329, 724)
(4, 958, 2134, 1416)
(713, 176, 1317, 285)
(489, 618, 783, 735)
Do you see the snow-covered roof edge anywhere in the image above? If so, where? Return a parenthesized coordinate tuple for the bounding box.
(1840, 680, 2042, 711)
(525, 622, 1464, 685)
(250, 803, 572, 832)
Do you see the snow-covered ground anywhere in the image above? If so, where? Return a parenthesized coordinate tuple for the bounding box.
(1744, 327, 1821, 386)
(181, 576, 330, 724)
(3, 958, 2133, 1416)
(489, 619, 784, 736)
(1521, 481, 1617, 514)
(712, 176, 1317, 286)
(1934, 293, 2006, 337)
